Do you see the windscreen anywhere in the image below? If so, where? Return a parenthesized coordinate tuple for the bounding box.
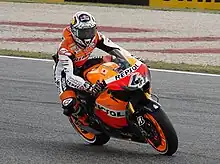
(108, 49, 132, 71)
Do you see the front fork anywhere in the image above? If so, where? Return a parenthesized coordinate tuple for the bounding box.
(126, 90, 161, 142)
(127, 92, 151, 127)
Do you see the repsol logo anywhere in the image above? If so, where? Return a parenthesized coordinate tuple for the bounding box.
(96, 103, 126, 118)
(115, 64, 139, 81)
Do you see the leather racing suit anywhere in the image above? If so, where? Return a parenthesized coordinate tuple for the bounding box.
(53, 26, 121, 122)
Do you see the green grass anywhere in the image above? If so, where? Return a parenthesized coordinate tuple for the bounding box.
(0, 49, 52, 59)
(1, 0, 220, 14)
(0, 49, 219, 74)
(148, 61, 220, 74)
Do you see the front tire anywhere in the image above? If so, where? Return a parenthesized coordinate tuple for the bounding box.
(143, 108, 178, 156)
(69, 116, 110, 145)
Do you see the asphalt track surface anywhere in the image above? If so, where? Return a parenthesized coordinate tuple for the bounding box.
(0, 57, 220, 164)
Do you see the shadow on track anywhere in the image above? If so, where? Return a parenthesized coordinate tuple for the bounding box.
(4, 136, 178, 163)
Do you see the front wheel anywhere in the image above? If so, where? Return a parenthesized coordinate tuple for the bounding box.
(142, 108, 178, 156)
(69, 116, 110, 145)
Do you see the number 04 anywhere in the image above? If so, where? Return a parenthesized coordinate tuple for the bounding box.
(128, 73, 146, 88)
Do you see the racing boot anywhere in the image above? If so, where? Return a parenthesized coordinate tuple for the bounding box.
(62, 98, 89, 126)
(73, 104, 89, 126)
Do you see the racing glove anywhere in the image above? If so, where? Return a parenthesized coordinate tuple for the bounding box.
(83, 80, 106, 96)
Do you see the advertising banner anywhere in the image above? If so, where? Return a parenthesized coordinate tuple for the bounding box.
(150, 0, 220, 10)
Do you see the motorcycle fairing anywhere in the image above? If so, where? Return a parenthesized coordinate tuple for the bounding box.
(86, 62, 119, 84)
(85, 57, 149, 129)
(95, 90, 128, 128)
(105, 60, 149, 91)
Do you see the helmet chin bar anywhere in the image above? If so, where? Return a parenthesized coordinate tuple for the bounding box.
(73, 35, 86, 47)
(84, 39, 92, 46)
(71, 32, 94, 48)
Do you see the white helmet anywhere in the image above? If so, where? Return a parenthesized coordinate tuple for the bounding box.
(70, 11, 97, 47)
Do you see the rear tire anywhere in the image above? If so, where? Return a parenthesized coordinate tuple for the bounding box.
(143, 108, 178, 156)
(69, 116, 110, 145)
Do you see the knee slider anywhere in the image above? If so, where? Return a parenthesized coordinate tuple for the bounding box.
(62, 98, 77, 109)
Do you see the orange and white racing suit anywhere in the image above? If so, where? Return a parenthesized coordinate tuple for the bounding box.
(53, 26, 120, 117)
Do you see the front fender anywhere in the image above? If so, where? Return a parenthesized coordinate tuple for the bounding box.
(142, 98, 161, 113)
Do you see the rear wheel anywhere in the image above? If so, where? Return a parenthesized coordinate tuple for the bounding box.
(142, 108, 178, 156)
(69, 116, 110, 145)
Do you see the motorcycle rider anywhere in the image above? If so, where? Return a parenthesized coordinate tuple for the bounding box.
(53, 11, 142, 126)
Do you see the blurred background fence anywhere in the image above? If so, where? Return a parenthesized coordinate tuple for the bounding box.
(64, 0, 220, 10)
(64, 0, 149, 5)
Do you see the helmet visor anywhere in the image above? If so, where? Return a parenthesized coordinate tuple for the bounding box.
(76, 27, 97, 40)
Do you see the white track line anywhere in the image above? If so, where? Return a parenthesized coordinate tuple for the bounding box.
(0, 55, 219, 77)
(0, 55, 53, 62)
(149, 68, 220, 77)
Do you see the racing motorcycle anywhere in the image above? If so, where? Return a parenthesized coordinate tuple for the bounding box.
(68, 49, 178, 156)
